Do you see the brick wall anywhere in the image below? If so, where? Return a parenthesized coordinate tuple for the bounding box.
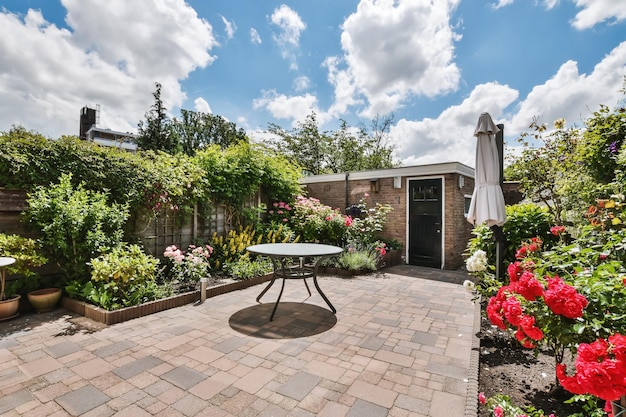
(443, 173, 475, 269)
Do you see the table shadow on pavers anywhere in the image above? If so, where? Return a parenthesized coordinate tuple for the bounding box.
(229, 302, 337, 338)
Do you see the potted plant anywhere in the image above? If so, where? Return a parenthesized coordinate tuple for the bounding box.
(0, 233, 48, 319)
(0, 256, 18, 320)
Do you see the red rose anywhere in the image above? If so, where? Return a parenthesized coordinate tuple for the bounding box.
(507, 261, 523, 283)
(518, 315, 543, 341)
(515, 329, 537, 348)
(515, 246, 528, 259)
(502, 297, 524, 326)
(544, 276, 588, 319)
(513, 271, 544, 301)
(487, 297, 506, 330)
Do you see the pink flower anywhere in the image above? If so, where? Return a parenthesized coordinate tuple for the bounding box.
(493, 405, 504, 417)
(550, 225, 566, 236)
(478, 392, 486, 404)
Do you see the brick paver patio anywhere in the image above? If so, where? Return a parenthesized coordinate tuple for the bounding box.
(0, 267, 480, 416)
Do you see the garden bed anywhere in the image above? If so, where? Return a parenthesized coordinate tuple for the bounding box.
(478, 316, 585, 416)
(61, 273, 273, 325)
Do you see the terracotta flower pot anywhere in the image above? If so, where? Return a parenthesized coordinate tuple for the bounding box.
(0, 294, 21, 320)
(27, 288, 62, 313)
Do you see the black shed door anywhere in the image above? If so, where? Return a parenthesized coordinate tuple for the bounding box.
(408, 178, 442, 268)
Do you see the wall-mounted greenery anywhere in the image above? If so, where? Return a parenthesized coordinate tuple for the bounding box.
(0, 127, 302, 223)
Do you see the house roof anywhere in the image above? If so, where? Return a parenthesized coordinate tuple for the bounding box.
(299, 161, 474, 184)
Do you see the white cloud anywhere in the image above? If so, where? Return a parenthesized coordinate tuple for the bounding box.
(194, 97, 212, 114)
(571, 0, 626, 29)
(252, 90, 319, 126)
(391, 41, 626, 168)
(221, 15, 236, 40)
(0, 0, 217, 137)
(250, 27, 262, 44)
(292, 76, 311, 92)
(390, 82, 518, 167)
(509, 41, 626, 133)
(491, 0, 514, 10)
(326, 0, 462, 119)
(270, 4, 306, 70)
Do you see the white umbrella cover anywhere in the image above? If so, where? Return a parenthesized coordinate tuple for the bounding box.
(467, 112, 507, 227)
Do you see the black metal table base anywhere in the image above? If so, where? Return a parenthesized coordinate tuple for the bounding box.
(256, 261, 336, 321)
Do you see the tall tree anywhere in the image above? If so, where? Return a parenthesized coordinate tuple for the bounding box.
(136, 82, 178, 153)
(172, 110, 248, 156)
(267, 112, 328, 175)
(266, 111, 398, 175)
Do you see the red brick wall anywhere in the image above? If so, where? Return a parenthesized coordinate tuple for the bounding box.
(443, 173, 475, 269)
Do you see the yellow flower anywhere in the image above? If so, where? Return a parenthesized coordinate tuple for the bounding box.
(605, 200, 616, 209)
(612, 217, 622, 225)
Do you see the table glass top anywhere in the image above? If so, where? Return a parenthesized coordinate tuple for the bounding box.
(246, 243, 343, 257)
(0, 257, 16, 268)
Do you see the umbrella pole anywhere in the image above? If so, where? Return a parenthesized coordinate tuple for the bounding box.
(495, 124, 505, 280)
(491, 225, 505, 280)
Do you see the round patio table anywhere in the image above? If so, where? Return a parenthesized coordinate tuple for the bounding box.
(246, 243, 343, 321)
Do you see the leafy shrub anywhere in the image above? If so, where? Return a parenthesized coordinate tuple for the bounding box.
(223, 256, 273, 280)
(467, 203, 557, 269)
(24, 173, 129, 283)
(344, 194, 393, 245)
(209, 224, 298, 271)
(67, 244, 168, 310)
(162, 244, 213, 291)
(0, 233, 48, 297)
(333, 250, 379, 271)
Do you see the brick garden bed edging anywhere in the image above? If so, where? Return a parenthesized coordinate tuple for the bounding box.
(61, 273, 273, 325)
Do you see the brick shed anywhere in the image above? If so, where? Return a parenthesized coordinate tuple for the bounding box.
(300, 162, 476, 270)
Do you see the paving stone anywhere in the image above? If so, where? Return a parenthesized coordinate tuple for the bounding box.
(346, 380, 398, 408)
(56, 384, 109, 416)
(162, 366, 208, 390)
(424, 361, 468, 380)
(277, 371, 322, 401)
(345, 398, 388, 417)
(359, 335, 386, 350)
(93, 340, 136, 358)
(213, 336, 248, 354)
(371, 317, 401, 327)
(0, 388, 35, 414)
(171, 393, 208, 416)
(410, 331, 439, 347)
(113, 355, 163, 379)
(46, 341, 83, 358)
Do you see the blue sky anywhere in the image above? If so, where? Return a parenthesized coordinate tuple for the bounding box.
(0, 0, 625, 167)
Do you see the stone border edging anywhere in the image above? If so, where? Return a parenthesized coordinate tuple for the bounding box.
(465, 296, 482, 417)
(61, 273, 273, 325)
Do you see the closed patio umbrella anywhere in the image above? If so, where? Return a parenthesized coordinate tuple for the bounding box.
(467, 112, 507, 276)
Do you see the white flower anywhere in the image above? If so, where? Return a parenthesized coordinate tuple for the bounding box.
(463, 280, 476, 292)
(466, 250, 488, 272)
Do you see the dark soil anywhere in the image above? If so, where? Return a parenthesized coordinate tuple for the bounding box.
(477, 316, 585, 416)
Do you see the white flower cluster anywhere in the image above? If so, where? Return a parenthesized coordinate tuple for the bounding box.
(466, 250, 488, 272)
